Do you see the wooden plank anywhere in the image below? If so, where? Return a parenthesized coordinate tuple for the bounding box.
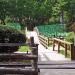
(0, 67, 38, 74)
(0, 37, 39, 75)
(39, 35, 48, 48)
(53, 38, 72, 45)
(38, 64, 75, 69)
(0, 43, 27, 46)
(0, 54, 38, 60)
(0, 62, 31, 67)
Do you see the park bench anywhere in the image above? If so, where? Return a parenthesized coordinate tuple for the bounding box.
(0, 37, 40, 75)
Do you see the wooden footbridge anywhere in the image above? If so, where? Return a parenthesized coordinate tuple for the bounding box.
(38, 34, 75, 60)
(0, 35, 75, 75)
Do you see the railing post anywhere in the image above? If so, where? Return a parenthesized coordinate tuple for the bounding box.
(53, 39, 55, 51)
(31, 46, 38, 70)
(65, 44, 67, 57)
(48, 37, 49, 46)
(58, 42, 60, 53)
(71, 44, 75, 60)
(30, 37, 39, 75)
(30, 37, 34, 45)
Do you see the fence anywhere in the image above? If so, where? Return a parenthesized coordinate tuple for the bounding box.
(0, 37, 40, 75)
(38, 35, 53, 49)
(53, 38, 75, 60)
(38, 34, 75, 60)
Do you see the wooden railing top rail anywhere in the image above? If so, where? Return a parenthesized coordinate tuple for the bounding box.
(53, 38, 73, 45)
(38, 35, 48, 39)
(0, 37, 39, 75)
(0, 54, 38, 60)
(0, 68, 38, 74)
(0, 43, 28, 46)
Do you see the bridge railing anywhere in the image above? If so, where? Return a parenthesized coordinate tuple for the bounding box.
(53, 38, 75, 60)
(0, 37, 40, 75)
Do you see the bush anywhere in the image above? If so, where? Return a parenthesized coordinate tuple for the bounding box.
(6, 23, 21, 31)
(64, 32, 75, 43)
(0, 25, 26, 53)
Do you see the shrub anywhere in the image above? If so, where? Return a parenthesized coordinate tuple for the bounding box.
(0, 25, 26, 53)
(4, 16, 13, 23)
(6, 23, 21, 31)
(64, 32, 75, 43)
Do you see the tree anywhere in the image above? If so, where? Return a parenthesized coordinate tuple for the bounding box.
(1, 0, 75, 27)
(52, 0, 67, 23)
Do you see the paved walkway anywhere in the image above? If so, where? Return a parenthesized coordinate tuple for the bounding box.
(26, 31, 70, 61)
(40, 69, 75, 75)
(26, 31, 75, 75)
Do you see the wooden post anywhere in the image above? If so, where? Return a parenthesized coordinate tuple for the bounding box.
(30, 36, 38, 72)
(58, 42, 60, 53)
(53, 39, 55, 51)
(65, 44, 67, 57)
(30, 37, 34, 45)
(31, 46, 38, 71)
(71, 44, 75, 60)
(53, 40, 55, 51)
(48, 37, 49, 46)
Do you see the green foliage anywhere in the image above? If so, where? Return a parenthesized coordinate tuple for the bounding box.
(6, 23, 21, 31)
(59, 49, 70, 58)
(0, 0, 54, 25)
(5, 16, 13, 23)
(0, 25, 26, 53)
(63, 11, 72, 23)
(52, 0, 67, 16)
(50, 16, 58, 23)
(18, 46, 30, 52)
(64, 32, 75, 43)
(0, 0, 75, 26)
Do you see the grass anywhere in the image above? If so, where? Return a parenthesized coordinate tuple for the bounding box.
(18, 46, 30, 52)
(16, 46, 31, 62)
(59, 50, 70, 58)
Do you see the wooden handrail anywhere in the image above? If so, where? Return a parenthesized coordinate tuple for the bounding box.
(53, 38, 72, 45)
(0, 43, 27, 46)
(53, 38, 75, 60)
(0, 54, 38, 60)
(38, 35, 48, 48)
(0, 68, 38, 74)
(0, 37, 39, 75)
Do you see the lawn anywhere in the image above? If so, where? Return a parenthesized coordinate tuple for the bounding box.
(18, 46, 30, 52)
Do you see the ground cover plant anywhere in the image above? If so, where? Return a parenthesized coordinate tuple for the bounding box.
(18, 46, 30, 52)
